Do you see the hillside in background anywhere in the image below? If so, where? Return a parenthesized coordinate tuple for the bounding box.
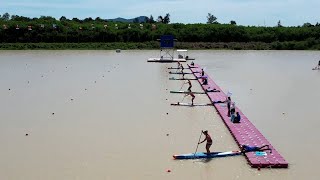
(107, 16, 148, 23)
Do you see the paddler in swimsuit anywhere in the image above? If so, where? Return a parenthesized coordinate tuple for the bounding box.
(198, 130, 213, 154)
(180, 64, 184, 73)
(184, 91, 195, 105)
(186, 80, 192, 91)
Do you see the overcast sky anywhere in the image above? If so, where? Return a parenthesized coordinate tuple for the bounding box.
(1, 0, 319, 26)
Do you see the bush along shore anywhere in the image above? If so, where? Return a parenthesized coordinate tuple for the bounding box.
(1, 14, 320, 50)
(0, 41, 320, 50)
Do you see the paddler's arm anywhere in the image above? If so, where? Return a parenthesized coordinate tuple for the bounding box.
(198, 138, 206, 144)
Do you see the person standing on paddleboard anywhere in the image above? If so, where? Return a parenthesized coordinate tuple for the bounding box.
(198, 130, 212, 154)
(180, 64, 184, 73)
(184, 91, 195, 105)
(186, 80, 192, 91)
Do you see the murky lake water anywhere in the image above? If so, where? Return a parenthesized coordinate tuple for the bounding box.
(0, 50, 319, 180)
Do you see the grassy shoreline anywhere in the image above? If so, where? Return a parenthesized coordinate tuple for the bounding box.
(0, 41, 319, 50)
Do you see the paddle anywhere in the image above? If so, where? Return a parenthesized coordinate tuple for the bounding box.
(194, 131, 203, 156)
(179, 81, 185, 91)
(181, 93, 188, 102)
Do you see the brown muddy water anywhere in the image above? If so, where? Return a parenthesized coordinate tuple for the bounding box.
(0, 50, 319, 180)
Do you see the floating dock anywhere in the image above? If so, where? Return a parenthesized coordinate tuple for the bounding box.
(188, 64, 288, 168)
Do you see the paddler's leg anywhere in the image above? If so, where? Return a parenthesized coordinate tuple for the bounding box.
(206, 143, 212, 154)
(191, 95, 195, 105)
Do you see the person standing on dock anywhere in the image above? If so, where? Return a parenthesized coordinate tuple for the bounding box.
(184, 91, 195, 105)
(201, 68, 204, 76)
(225, 96, 232, 117)
(198, 130, 213, 154)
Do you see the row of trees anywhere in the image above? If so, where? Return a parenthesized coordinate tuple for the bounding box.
(1, 13, 320, 44)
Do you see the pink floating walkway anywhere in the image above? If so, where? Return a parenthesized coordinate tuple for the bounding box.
(189, 64, 288, 168)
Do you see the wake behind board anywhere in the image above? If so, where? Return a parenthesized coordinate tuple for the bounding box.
(170, 91, 206, 94)
(169, 77, 198, 80)
(171, 102, 213, 106)
(173, 151, 241, 160)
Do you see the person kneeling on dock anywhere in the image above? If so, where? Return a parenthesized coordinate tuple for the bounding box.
(190, 61, 194, 66)
(231, 112, 241, 123)
(202, 77, 208, 85)
(184, 92, 195, 105)
(198, 130, 213, 154)
(240, 145, 272, 154)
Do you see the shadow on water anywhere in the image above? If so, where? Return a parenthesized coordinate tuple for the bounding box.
(193, 158, 214, 163)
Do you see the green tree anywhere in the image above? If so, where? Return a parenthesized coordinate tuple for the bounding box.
(2, 12, 10, 21)
(148, 15, 155, 23)
(277, 20, 282, 27)
(207, 13, 217, 24)
(163, 13, 170, 24)
(83, 17, 93, 22)
(303, 22, 313, 27)
(157, 13, 170, 24)
(157, 16, 164, 23)
(230, 20, 236, 25)
(60, 16, 67, 21)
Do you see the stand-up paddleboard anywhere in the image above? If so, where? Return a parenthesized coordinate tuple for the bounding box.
(169, 77, 198, 80)
(168, 67, 197, 69)
(147, 58, 187, 63)
(169, 72, 194, 74)
(171, 102, 213, 106)
(173, 151, 241, 159)
(312, 67, 320, 70)
(170, 91, 206, 94)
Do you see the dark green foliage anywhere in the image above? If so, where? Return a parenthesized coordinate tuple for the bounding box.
(0, 14, 320, 50)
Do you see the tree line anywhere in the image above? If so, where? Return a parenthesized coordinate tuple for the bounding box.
(1, 12, 320, 49)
